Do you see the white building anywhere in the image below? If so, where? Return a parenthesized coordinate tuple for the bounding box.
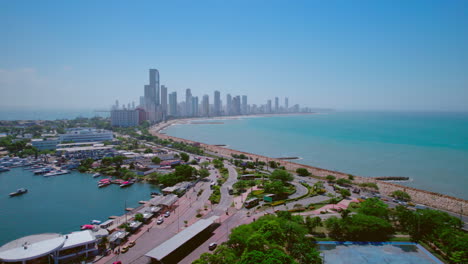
(0, 230, 98, 264)
(59, 128, 113, 143)
(31, 138, 60, 150)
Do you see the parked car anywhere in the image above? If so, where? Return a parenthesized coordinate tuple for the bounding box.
(121, 246, 129, 253)
(209, 242, 217, 250)
(113, 261, 122, 264)
(157, 217, 164, 225)
(164, 211, 171, 217)
(128, 241, 135, 247)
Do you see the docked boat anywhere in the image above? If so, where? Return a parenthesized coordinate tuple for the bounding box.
(34, 167, 53, 175)
(120, 181, 134, 188)
(9, 188, 28, 197)
(44, 170, 70, 177)
(81, 224, 94, 230)
(92, 173, 101, 178)
(91, 220, 102, 225)
(0, 167, 10, 172)
(98, 181, 111, 188)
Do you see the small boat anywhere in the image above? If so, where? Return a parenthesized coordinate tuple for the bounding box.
(120, 181, 134, 188)
(92, 173, 100, 178)
(81, 224, 94, 230)
(91, 220, 102, 225)
(98, 181, 111, 188)
(9, 188, 28, 197)
(44, 170, 70, 177)
(0, 167, 10, 172)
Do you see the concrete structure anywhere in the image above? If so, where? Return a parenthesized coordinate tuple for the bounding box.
(213, 91, 221, 116)
(111, 109, 139, 127)
(192, 96, 199, 117)
(59, 128, 113, 143)
(31, 138, 60, 150)
(0, 231, 97, 264)
(232, 96, 241, 115)
(285, 97, 289, 111)
(267, 99, 272, 113)
(145, 216, 219, 262)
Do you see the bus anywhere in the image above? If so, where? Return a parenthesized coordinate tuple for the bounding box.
(244, 198, 260, 208)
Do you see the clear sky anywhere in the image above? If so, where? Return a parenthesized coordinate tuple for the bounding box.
(1, 0, 467, 111)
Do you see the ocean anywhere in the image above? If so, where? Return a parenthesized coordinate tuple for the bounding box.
(163, 111, 468, 200)
(0, 108, 109, 121)
(0, 169, 160, 245)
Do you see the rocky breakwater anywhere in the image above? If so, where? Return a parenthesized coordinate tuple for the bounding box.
(150, 128, 468, 216)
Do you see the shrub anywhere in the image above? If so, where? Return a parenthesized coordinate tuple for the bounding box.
(296, 168, 311, 176)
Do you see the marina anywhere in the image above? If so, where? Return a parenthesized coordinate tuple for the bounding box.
(0, 167, 161, 245)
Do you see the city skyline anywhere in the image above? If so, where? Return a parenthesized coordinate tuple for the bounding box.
(1, 1, 467, 111)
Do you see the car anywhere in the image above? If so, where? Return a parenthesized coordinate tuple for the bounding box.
(128, 241, 135, 247)
(208, 242, 217, 250)
(164, 211, 171, 217)
(113, 261, 122, 264)
(121, 246, 129, 253)
(157, 217, 164, 225)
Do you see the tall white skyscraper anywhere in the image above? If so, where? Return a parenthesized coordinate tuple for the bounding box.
(161, 85, 168, 117)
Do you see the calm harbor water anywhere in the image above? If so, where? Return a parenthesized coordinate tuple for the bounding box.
(0, 168, 160, 245)
(163, 111, 468, 200)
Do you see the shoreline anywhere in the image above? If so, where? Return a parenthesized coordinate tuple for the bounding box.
(149, 119, 468, 216)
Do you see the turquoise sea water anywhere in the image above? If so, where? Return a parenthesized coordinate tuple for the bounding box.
(0, 169, 160, 245)
(163, 112, 468, 200)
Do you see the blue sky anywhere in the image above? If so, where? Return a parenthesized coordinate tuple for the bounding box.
(1, 0, 467, 111)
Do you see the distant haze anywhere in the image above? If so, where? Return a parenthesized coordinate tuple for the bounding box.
(1, 0, 467, 111)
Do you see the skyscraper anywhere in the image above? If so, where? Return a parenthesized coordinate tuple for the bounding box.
(149, 69, 160, 106)
(185, 89, 192, 117)
(226, 94, 232, 116)
(192, 96, 199, 117)
(202, 95, 210, 116)
(241, 95, 247, 115)
(232, 96, 241, 115)
(267, 100, 272, 113)
(285, 97, 289, 112)
(161, 85, 168, 116)
(169, 91, 178, 117)
(214, 91, 221, 116)
(275, 97, 279, 113)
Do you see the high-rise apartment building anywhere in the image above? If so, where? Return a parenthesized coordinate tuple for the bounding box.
(149, 69, 160, 106)
(161, 85, 167, 116)
(267, 100, 272, 113)
(202, 95, 210, 116)
(214, 91, 221, 116)
(169, 91, 178, 117)
(275, 97, 279, 113)
(285, 97, 289, 111)
(232, 96, 241, 115)
(241, 95, 247, 115)
(192, 96, 199, 117)
(185, 89, 192, 117)
(226, 94, 232, 116)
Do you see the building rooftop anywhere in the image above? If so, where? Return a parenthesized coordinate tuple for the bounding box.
(62, 230, 96, 249)
(0, 233, 65, 262)
(145, 216, 219, 261)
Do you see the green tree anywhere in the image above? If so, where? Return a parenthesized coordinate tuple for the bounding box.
(134, 213, 144, 222)
(391, 190, 411, 201)
(199, 168, 210, 178)
(336, 178, 352, 186)
(358, 197, 389, 219)
(325, 175, 336, 182)
(264, 181, 286, 195)
(144, 148, 153, 153)
(268, 160, 278, 169)
(180, 152, 190, 162)
(296, 168, 311, 176)
(270, 169, 293, 184)
(340, 188, 351, 198)
(152, 156, 161, 164)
